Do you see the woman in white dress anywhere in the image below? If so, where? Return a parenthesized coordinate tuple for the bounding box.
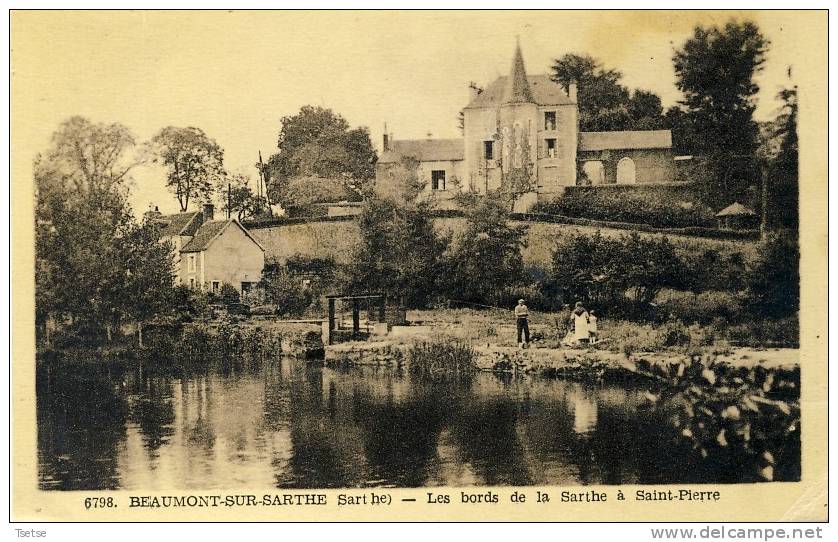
(571, 302, 590, 345)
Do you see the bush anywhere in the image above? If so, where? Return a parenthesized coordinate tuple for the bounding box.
(658, 290, 746, 325)
(551, 230, 687, 308)
(532, 184, 716, 228)
(219, 283, 240, 305)
(728, 317, 799, 348)
(746, 231, 799, 318)
(260, 267, 314, 317)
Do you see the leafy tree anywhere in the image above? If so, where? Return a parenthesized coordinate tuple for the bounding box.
(148, 126, 225, 212)
(373, 156, 425, 203)
(348, 198, 449, 308)
(628, 90, 665, 130)
(551, 230, 626, 305)
(551, 54, 665, 131)
(266, 106, 377, 201)
(759, 87, 798, 231)
(620, 233, 686, 304)
(672, 20, 770, 206)
(35, 117, 176, 345)
(446, 195, 528, 304)
(35, 116, 139, 202)
(551, 231, 686, 308)
(218, 172, 266, 221)
(746, 231, 799, 318)
(121, 219, 177, 346)
(498, 126, 536, 211)
(283, 175, 362, 207)
(259, 264, 314, 317)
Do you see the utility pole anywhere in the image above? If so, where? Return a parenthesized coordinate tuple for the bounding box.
(227, 182, 231, 220)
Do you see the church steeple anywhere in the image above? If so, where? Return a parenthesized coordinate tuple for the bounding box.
(502, 38, 534, 104)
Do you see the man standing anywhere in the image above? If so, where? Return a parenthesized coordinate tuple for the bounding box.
(515, 298, 530, 348)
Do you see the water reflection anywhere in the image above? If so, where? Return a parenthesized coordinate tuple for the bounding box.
(36, 359, 793, 490)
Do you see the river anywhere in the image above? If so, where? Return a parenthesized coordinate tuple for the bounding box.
(37, 358, 794, 490)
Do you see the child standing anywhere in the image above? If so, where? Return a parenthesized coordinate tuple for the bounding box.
(588, 310, 599, 344)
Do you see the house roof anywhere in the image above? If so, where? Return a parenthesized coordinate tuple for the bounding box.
(154, 211, 202, 237)
(578, 130, 673, 151)
(465, 75, 574, 109)
(378, 138, 465, 163)
(180, 220, 265, 253)
(716, 202, 756, 217)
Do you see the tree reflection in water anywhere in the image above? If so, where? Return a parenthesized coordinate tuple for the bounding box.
(37, 358, 799, 490)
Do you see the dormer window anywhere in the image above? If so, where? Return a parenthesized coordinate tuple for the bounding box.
(544, 111, 557, 131)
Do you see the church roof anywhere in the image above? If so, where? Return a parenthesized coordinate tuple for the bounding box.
(578, 130, 673, 151)
(465, 75, 574, 109)
(378, 139, 465, 163)
(503, 42, 535, 104)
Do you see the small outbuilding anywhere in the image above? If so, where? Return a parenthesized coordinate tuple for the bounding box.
(716, 202, 758, 230)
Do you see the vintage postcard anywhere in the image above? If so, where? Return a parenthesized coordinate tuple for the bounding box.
(10, 9, 828, 522)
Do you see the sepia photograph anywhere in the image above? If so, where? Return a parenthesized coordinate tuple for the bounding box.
(9, 8, 828, 522)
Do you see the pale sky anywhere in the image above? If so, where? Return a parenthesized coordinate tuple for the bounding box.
(12, 10, 814, 215)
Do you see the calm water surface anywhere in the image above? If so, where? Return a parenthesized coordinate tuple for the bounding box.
(37, 358, 761, 490)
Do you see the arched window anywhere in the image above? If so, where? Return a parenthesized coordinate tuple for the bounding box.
(582, 161, 605, 185)
(616, 157, 636, 184)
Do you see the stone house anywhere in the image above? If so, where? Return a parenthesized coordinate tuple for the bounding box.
(375, 42, 676, 210)
(152, 204, 265, 294)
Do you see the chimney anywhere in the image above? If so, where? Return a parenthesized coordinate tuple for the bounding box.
(143, 204, 162, 222)
(383, 122, 389, 152)
(203, 203, 215, 221)
(469, 81, 482, 100)
(569, 80, 578, 102)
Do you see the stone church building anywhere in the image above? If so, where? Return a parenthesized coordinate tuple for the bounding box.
(376, 43, 674, 210)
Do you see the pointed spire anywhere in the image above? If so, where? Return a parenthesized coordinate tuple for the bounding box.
(503, 38, 534, 104)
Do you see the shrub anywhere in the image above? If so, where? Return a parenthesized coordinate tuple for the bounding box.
(657, 290, 746, 325)
(531, 184, 716, 228)
(260, 267, 314, 317)
(219, 283, 240, 305)
(551, 230, 687, 308)
(746, 231, 799, 318)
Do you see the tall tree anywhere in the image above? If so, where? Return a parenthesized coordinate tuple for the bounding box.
(349, 198, 449, 308)
(35, 116, 138, 206)
(148, 126, 225, 212)
(446, 194, 528, 304)
(266, 106, 377, 201)
(759, 87, 798, 231)
(35, 117, 175, 343)
(551, 54, 665, 132)
(672, 20, 769, 207)
(499, 126, 536, 211)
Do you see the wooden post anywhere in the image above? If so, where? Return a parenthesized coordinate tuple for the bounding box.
(378, 296, 386, 323)
(352, 301, 360, 337)
(326, 298, 336, 346)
